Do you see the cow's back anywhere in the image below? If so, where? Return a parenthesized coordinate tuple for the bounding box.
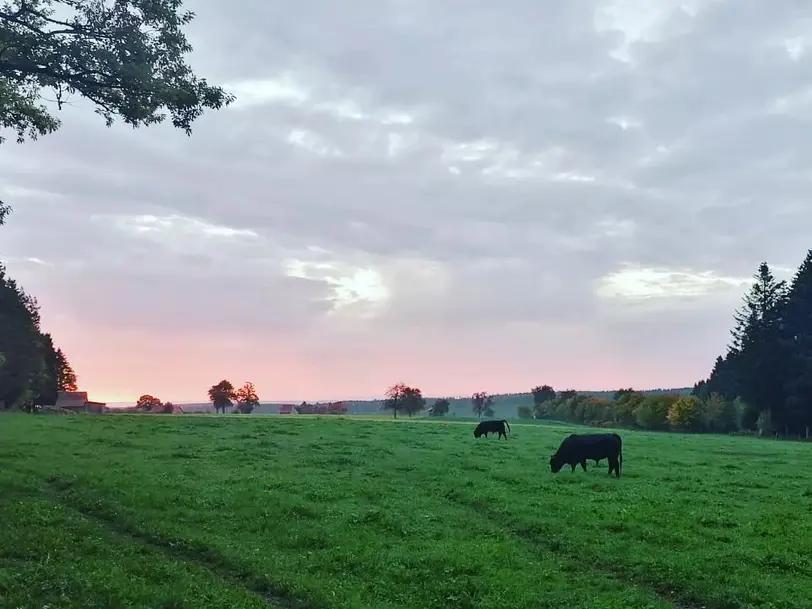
(556, 433, 619, 460)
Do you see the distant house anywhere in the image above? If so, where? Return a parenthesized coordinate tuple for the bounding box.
(53, 391, 107, 414)
(278, 404, 293, 415)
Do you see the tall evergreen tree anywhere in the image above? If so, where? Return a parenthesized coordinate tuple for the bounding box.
(780, 249, 812, 435)
(693, 355, 739, 402)
(0, 263, 46, 408)
(0, 261, 77, 409)
(54, 347, 78, 392)
(731, 262, 789, 430)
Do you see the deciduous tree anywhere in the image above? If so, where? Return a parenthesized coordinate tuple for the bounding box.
(383, 382, 408, 419)
(430, 398, 450, 416)
(136, 394, 163, 412)
(531, 385, 555, 408)
(208, 380, 235, 414)
(0, 0, 234, 145)
(235, 381, 260, 414)
(401, 386, 426, 418)
(471, 391, 493, 420)
(517, 405, 533, 419)
(667, 396, 701, 431)
(634, 395, 673, 430)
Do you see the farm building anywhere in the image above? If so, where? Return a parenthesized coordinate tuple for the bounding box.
(53, 391, 107, 414)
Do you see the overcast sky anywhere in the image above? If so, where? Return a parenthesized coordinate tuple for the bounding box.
(2, 0, 811, 403)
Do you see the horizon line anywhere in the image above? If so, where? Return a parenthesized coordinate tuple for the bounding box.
(102, 384, 694, 406)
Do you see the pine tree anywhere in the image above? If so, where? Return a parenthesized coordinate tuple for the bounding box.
(55, 348, 78, 392)
(695, 355, 739, 402)
(780, 250, 812, 436)
(730, 262, 789, 430)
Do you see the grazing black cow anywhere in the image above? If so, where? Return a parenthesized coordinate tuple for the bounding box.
(473, 419, 511, 440)
(549, 433, 622, 478)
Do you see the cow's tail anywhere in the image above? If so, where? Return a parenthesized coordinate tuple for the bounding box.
(616, 433, 623, 472)
(503, 420, 511, 434)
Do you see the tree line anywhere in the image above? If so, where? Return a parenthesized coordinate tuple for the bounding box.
(0, 261, 78, 410)
(692, 253, 812, 438)
(130, 380, 261, 414)
(521, 385, 743, 434)
(382, 383, 495, 419)
(523, 252, 812, 439)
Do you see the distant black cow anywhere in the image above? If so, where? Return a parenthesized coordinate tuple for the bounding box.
(549, 433, 622, 478)
(473, 419, 511, 440)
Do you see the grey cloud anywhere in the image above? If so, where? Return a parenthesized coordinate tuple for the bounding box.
(4, 0, 812, 394)
(12, 253, 332, 336)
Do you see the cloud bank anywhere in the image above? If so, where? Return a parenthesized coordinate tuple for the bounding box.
(2, 0, 811, 402)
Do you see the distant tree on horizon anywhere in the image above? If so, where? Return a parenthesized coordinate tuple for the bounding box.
(136, 394, 163, 412)
(401, 386, 426, 418)
(612, 387, 636, 401)
(383, 383, 409, 419)
(235, 382, 260, 414)
(471, 391, 493, 420)
(208, 380, 236, 414)
(430, 398, 450, 416)
(531, 385, 555, 405)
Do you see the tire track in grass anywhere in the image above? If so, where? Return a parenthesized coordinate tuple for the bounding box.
(440, 484, 733, 609)
(43, 475, 325, 609)
(46, 472, 675, 609)
(324, 464, 681, 609)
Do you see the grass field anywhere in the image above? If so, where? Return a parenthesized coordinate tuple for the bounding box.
(1, 414, 811, 609)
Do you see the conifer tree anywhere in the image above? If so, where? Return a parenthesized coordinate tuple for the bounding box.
(732, 262, 788, 430)
(780, 250, 812, 435)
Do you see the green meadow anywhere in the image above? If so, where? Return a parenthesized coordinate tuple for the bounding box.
(1, 414, 810, 609)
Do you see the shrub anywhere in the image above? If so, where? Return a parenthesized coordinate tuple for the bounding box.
(635, 395, 675, 430)
(327, 402, 348, 415)
(517, 405, 533, 419)
(667, 396, 701, 431)
(613, 391, 645, 426)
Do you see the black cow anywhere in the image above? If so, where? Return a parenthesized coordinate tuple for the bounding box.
(473, 419, 511, 440)
(549, 433, 622, 478)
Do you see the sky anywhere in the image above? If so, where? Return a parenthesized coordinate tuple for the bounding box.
(2, 0, 812, 404)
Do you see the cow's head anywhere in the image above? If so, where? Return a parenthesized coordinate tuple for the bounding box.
(473, 426, 482, 438)
(549, 453, 564, 473)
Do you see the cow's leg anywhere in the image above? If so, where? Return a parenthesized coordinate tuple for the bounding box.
(608, 455, 620, 478)
(580, 460, 587, 472)
(570, 463, 576, 472)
